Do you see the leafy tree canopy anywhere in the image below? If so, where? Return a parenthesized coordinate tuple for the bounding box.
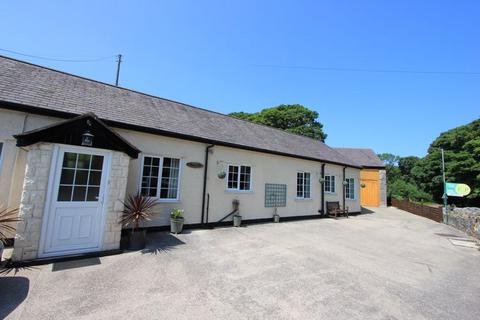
(382, 118, 480, 206)
(229, 104, 327, 141)
(413, 118, 480, 203)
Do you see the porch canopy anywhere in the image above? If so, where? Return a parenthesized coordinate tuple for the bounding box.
(14, 112, 140, 158)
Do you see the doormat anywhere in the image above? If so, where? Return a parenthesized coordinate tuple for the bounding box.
(448, 238, 479, 249)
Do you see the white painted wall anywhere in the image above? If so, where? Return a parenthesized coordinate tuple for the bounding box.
(0, 108, 362, 229)
(0, 109, 60, 209)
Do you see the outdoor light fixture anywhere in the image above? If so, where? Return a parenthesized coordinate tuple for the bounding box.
(342, 180, 348, 186)
(81, 130, 94, 146)
(319, 177, 325, 184)
(81, 119, 94, 146)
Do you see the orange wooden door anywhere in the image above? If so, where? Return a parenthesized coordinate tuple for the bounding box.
(360, 170, 380, 207)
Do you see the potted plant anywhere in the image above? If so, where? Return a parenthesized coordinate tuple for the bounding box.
(170, 208, 184, 234)
(273, 207, 280, 223)
(273, 214, 280, 223)
(120, 193, 157, 250)
(0, 206, 20, 261)
(233, 213, 242, 227)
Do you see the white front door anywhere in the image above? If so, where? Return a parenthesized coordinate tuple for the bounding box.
(40, 146, 111, 257)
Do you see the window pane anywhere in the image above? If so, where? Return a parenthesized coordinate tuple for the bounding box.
(58, 186, 72, 201)
(86, 187, 100, 201)
(91, 155, 103, 170)
(62, 152, 77, 168)
(72, 186, 87, 201)
(60, 169, 75, 184)
(75, 170, 88, 185)
(77, 154, 91, 169)
(163, 157, 171, 167)
(88, 171, 102, 186)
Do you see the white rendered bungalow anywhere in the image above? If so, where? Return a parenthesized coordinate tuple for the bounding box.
(0, 56, 363, 262)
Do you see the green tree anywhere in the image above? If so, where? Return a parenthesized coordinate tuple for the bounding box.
(412, 119, 480, 205)
(388, 179, 433, 201)
(398, 156, 421, 183)
(229, 104, 327, 141)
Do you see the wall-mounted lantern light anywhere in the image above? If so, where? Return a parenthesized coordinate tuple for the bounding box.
(81, 119, 94, 147)
(81, 130, 94, 146)
(318, 177, 325, 184)
(342, 180, 348, 186)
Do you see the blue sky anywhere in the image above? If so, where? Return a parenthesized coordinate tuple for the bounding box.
(1, 0, 479, 157)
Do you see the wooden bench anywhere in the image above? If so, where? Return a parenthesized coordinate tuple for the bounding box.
(326, 201, 349, 218)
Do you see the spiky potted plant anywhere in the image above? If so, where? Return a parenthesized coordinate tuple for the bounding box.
(0, 206, 20, 261)
(170, 208, 184, 234)
(120, 193, 157, 250)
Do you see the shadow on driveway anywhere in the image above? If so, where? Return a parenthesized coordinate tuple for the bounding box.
(0, 276, 29, 319)
(141, 233, 185, 255)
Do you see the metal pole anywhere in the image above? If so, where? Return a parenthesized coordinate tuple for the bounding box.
(115, 54, 122, 86)
(441, 148, 448, 224)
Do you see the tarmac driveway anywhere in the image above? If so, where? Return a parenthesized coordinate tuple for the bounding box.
(1, 207, 480, 320)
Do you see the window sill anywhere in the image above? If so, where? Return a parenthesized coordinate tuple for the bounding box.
(295, 197, 312, 201)
(346, 198, 356, 201)
(225, 189, 253, 193)
(146, 197, 181, 203)
(324, 192, 337, 195)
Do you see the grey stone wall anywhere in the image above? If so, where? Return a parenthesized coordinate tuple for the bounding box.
(13, 143, 54, 261)
(379, 169, 387, 207)
(101, 151, 129, 251)
(12, 145, 130, 261)
(447, 207, 480, 239)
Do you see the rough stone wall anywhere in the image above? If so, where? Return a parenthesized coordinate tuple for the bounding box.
(448, 207, 480, 239)
(379, 169, 387, 207)
(101, 151, 129, 251)
(12, 143, 54, 261)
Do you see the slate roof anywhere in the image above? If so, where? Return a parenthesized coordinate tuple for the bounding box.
(334, 148, 385, 168)
(0, 55, 359, 167)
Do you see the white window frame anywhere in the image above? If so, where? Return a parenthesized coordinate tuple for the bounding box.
(138, 154, 182, 202)
(345, 178, 355, 200)
(324, 175, 336, 193)
(296, 171, 311, 200)
(226, 164, 252, 192)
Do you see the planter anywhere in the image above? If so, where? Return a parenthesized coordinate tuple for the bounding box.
(273, 214, 280, 223)
(170, 217, 184, 234)
(128, 229, 147, 250)
(233, 215, 242, 227)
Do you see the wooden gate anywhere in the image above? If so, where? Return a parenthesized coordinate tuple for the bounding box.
(360, 170, 380, 207)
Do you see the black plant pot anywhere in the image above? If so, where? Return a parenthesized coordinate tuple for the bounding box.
(128, 230, 147, 250)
